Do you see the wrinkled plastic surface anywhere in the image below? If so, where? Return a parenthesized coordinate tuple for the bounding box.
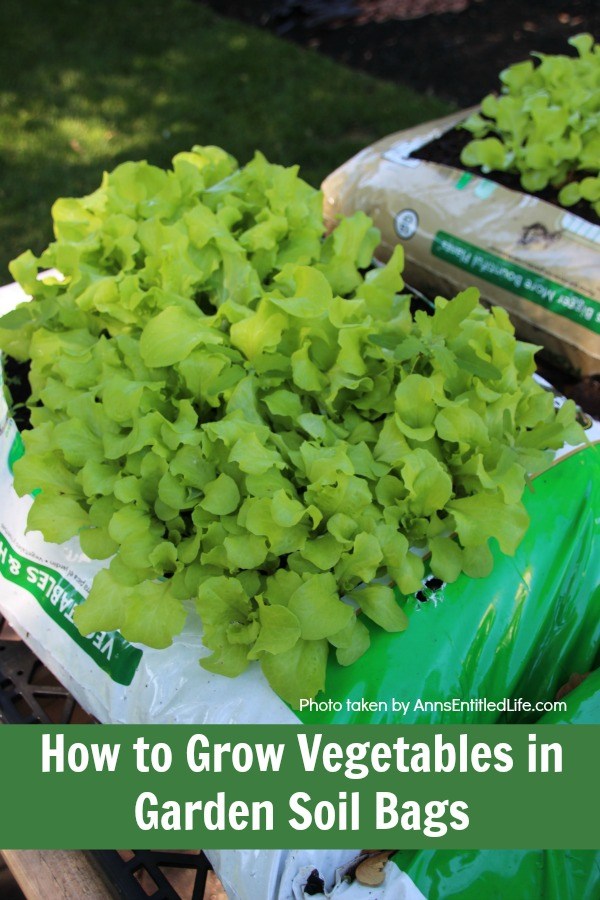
(393, 850, 600, 900)
(291, 861, 426, 899)
(206, 850, 357, 900)
(540, 668, 600, 725)
(205, 850, 427, 900)
(298, 445, 600, 724)
(394, 682, 600, 896)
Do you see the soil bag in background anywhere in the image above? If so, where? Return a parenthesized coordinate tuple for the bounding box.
(321, 110, 600, 376)
(0, 278, 599, 727)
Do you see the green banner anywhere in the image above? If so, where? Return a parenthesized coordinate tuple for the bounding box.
(431, 230, 600, 334)
(0, 725, 597, 849)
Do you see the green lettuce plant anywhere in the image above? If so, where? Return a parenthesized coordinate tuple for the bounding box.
(0, 147, 583, 706)
(460, 34, 600, 216)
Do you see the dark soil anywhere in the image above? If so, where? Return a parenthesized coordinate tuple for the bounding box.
(3, 356, 32, 431)
(413, 125, 600, 227)
(563, 375, 600, 420)
(198, 0, 599, 107)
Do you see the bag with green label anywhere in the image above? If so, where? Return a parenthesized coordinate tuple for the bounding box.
(1, 270, 598, 727)
(0, 142, 598, 727)
(321, 110, 600, 377)
(1, 263, 599, 900)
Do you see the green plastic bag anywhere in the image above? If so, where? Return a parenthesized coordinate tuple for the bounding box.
(392, 849, 600, 900)
(539, 668, 600, 725)
(298, 444, 600, 724)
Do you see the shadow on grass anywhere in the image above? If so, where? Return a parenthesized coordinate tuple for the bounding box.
(0, 0, 450, 278)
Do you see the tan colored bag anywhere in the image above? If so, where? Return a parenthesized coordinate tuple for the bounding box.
(322, 110, 600, 375)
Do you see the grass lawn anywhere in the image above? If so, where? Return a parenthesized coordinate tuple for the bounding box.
(0, 0, 450, 281)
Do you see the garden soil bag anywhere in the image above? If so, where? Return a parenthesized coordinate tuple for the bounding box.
(1, 276, 599, 728)
(321, 110, 600, 376)
(208, 849, 426, 900)
(209, 848, 599, 900)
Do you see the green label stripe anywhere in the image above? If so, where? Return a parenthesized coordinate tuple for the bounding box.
(0, 529, 142, 686)
(7, 431, 24, 475)
(455, 173, 473, 190)
(432, 231, 600, 335)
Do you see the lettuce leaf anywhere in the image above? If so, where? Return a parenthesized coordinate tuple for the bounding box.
(0, 145, 584, 707)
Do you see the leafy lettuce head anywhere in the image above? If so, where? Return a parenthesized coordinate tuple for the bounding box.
(0, 147, 584, 706)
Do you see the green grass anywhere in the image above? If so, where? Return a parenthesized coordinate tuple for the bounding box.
(0, 0, 450, 281)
